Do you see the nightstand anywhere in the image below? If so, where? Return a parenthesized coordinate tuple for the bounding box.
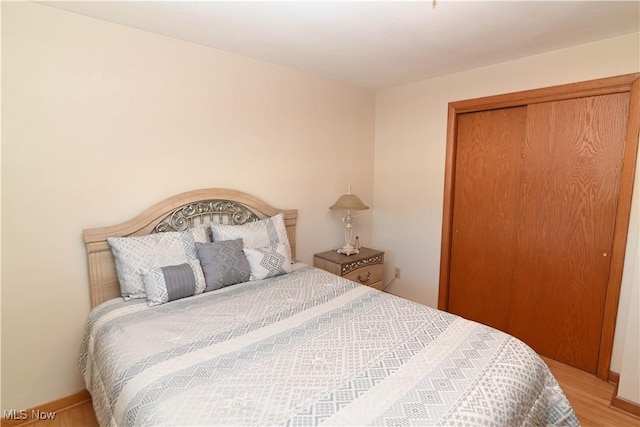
(313, 247, 385, 290)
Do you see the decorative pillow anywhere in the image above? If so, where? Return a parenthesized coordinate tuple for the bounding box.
(107, 231, 198, 300)
(210, 213, 292, 262)
(195, 239, 250, 291)
(189, 224, 211, 244)
(243, 242, 293, 281)
(142, 260, 206, 306)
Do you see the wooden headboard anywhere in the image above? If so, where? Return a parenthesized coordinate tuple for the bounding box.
(82, 188, 298, 308)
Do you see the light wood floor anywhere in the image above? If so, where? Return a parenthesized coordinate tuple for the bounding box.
(6, 402, 98, 427)
(543, 357, 639, 426)
(9, 359, 639, 427)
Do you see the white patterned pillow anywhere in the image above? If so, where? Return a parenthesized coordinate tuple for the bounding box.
(210, 213, 292, 262)
(142, 260, 206, 307)
(190, 224, 211, 243)
(243, 242, 293, 281)
(107, 231, 198, 300)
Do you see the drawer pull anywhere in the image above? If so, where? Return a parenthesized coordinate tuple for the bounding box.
(357, 272, 371, 283)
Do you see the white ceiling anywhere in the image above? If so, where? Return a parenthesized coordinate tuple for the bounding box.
(40, 1, 640, 89)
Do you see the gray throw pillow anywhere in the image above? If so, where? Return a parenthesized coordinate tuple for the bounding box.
(195, 239, 250, 291)
(142, 260, 206, 306)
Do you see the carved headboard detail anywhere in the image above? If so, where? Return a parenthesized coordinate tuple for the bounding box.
(83, 188, 297, 308)
(153, 200, 261, 234)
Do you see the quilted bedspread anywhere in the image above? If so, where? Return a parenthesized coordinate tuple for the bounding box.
(80, 265, 579, 426)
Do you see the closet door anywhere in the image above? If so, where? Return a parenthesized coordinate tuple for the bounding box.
(448, 107, 527, 332)
(441, 74, 640, 378)
(508, 93, 629, 373)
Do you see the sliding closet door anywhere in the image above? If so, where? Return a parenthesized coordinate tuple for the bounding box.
(508, 93, 629, 373)
(448, 107, 527, 332)
(441, 74, 640, 378)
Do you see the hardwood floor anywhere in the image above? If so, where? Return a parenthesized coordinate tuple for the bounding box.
(6, 359, 639, 426)
(1, 401, 98, 427)
(543, 357, 639, 426)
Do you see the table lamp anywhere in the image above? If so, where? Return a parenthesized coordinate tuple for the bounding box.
(329, 186, 369, 255)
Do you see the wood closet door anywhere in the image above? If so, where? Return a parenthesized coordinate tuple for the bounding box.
(448, 107, 527, 332)
(508, 93, 629, 373)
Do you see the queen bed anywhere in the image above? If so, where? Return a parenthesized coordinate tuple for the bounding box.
(80, 188, 579, 426)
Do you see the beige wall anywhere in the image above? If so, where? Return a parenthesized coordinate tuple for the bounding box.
(1, 2, 375, 410)
(617, 152, 639, 403)
(373, 32, 640, 403)
(3, 0, 639, 412)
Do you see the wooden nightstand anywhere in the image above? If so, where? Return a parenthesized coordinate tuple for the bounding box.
(313, 247, 385, 290)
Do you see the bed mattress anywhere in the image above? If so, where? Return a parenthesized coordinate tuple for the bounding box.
(80, 265, 578, 426)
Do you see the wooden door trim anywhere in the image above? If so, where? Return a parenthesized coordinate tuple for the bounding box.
(598, 76, 640, 379)
(438, 103, 459, 310)
(448, 73, 639, 113)
(438, 73, 640, 380)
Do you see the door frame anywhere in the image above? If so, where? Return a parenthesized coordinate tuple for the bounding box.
(438, 73, 640, 379)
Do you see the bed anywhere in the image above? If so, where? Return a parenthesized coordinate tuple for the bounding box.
(80, 188, 579, 426)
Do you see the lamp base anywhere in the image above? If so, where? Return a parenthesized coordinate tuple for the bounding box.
(337, 246, 359, 256)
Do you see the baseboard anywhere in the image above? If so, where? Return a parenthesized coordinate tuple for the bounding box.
(608, 370, 620, 385)
(1, 389, 91, 427)
(609, 371, 640, 418)
(611, 395, 640, 417)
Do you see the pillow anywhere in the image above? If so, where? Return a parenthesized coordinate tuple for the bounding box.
(195, 239, 250, 291)
(107, 231, 198, 300)
(154, 225, 209, 244)
(210, 213, 292, 262)
(142, 260, 206, 306)
(190, 224, 211, 244)
(243, 242, 293, 281)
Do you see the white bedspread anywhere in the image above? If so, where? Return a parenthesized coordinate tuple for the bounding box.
(80, 265, 579, 426)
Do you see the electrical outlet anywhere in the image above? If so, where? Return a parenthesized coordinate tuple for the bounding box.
(394, 267, 401, 279)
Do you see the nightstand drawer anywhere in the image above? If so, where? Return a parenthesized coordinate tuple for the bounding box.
(314, 247, 385, 291)
(344, 263, 383, 287)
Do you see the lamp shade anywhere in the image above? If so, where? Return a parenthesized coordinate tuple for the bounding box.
(329, 192, 369, 211)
